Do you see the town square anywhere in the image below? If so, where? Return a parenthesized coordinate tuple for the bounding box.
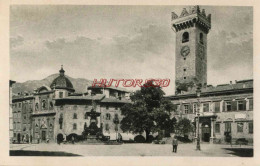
(8, 5, 254, 158)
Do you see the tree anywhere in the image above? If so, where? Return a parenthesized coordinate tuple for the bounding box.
(176, 118, 194, 136)
(120, 81, 175, 142)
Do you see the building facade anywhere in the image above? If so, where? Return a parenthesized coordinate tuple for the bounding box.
(12, 94, 34, 143)
(9, 80, 16, 143)
(168, 6, 253, 144)
(11, 66, 130, 143)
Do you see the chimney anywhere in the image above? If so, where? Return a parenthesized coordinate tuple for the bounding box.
(230, 81, 232, 85)
(235, 80, 237, 84)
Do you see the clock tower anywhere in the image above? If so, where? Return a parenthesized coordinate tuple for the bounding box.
(171, 6, 211, 94)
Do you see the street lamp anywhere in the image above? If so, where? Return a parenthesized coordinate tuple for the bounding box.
(196, 87, 201, 151)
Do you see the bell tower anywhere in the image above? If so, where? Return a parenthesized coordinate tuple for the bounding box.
(171, 6, 211, 94)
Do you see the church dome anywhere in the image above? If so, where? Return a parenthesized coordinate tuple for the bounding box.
(50, 66, 75, 92)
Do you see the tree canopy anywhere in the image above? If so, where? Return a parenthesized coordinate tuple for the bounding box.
(120, 81, 175, 141)
(176, 118, 194, 136)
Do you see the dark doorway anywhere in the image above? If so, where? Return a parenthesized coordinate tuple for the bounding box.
(42, 131, 46, 141)
(17, 133, 21, 143)
(57, 133, 64, 144)
(203, 133, 210, 142)
(201, 122, 211, 142)
(26, 134, 29, 143)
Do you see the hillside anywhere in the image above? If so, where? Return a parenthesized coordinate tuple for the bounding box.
(12, 74, 93, 94)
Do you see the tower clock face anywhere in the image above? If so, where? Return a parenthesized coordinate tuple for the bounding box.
(181, 46, 190, 57)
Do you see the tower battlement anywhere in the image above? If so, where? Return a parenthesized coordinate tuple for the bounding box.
(172, 6, 211, 34)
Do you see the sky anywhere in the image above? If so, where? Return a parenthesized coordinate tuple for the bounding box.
(10, 5, 253, 95)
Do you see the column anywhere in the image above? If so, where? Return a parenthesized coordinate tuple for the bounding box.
(210, 118, 216, 144)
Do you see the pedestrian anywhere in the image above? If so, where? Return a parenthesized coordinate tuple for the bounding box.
(172, 136, 178, 153)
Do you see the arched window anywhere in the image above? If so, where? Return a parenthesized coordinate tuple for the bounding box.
(182, 32, 189, 43)
(200, 33, 203, 44)
(105, 123, 109, 131)
(35, 103, 39, 111)
(73, 113, 77, 119)
(59, 113, 63, 129)
(106, 113, 111, 120)
(73, 123, 77, 130)
(42, 100, 46, 110)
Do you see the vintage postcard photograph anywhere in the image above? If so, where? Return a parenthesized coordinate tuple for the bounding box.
(1, 2, 258, 165)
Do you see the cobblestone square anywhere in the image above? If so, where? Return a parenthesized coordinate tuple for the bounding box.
(10, 143, 253, 157)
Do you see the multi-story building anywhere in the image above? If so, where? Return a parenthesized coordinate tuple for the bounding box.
(23, 66, 130, 143)
(12, 93, 34, 143)
(9, 80, 16, 143)
(168, 6, 253, 144)
(167, 80, 253, 144)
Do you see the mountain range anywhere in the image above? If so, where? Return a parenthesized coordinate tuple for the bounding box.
(12, 74, 93, 94)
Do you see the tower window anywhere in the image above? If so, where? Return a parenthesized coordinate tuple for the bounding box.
(200, 33, 204, 44)
(73, 113, 77, 119)
(184, 77, 186, 79)
(73, 123, 77, 130)
(183, 68, 186, 72)
(184, 58, 186, 60)
(182, 32, 189, 43)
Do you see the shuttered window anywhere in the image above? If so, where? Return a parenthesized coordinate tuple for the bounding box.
(249, 99, 253, 110)
(226, 101, 232, 111)
(188, 104, 193, 114)
(214, 102, 220, 112)
(238, 100, 246, 111)
(248, 122, 253, 134)
(231, 101, 237, 111)
(193, 104, 197, 113)
(225, 122, 231, 132)
(203, 103, 209, 112)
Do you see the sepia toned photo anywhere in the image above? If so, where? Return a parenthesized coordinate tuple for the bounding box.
(8, 5, 253, 157)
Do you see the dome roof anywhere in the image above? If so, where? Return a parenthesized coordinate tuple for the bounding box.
(50, 66, 75, 92)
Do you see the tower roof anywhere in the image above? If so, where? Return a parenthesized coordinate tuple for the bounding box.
(171, 5, 211, 33)
(50, 65, 75, 92)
